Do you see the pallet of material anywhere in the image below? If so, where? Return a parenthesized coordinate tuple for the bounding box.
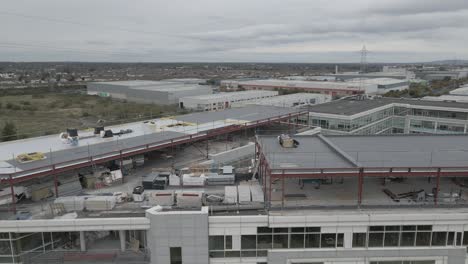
(84, 196, 116, 211)
(250, 184, 264, 203)
(182, 174, 205, 186)
(142, 173, 159, 190)
(54, 196, 85, 212)
(224, 186, 238, 204)
(205, 173, 235, 186)
(169, 174, 180, 186)
(176, 191, 203, 208)
(58, 179, 83, 197)
(31, 184, 53, 202)
(146, 191, 174, 206)
(238, 185, 251, 204)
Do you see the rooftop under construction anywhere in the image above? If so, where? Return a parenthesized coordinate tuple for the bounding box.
(0, 105, 305, 183)
(257, 134, 468, 208)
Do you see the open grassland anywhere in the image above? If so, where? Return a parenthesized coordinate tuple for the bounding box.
(0, 89, 181, 140)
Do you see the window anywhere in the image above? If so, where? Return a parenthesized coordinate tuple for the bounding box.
(337, 233, 344, 247)
(352, 233, 366, 247)
(257, 234, 272, 249)
(384, 232, 400, 247)
(447, 232, 454, 246)
(209, 236, 224, 250)
(273, 235, 288, 248)
(416, 232, 431, 246)
(463, 231, 468, 246)
(305, 233, 320, 248)
(400, 232, 415, 247)
(241, 235, 256, 250)
(170, 247, 182, 264)
(431, 232, 446, 246)
(225, 236, 232, 249)
(369, 232, 384, 247)
(290, 233, 305, 248)
(456, 232, 462, 246)
(321, 234, 336, 248)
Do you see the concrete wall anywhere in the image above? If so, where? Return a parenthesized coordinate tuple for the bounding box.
(146, 207, 209, 264)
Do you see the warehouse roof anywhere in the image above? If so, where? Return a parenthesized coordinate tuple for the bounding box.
(307, 97, 468, 116)
(89, 80, 207, 92)
(180, 90, 277, 100)
(346, 78, 408, 85)
(258, 134, 468, 170)
(237, 79, 367, 90)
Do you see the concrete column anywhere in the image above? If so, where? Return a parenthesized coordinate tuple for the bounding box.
(434, 121, 438, 133)
(79, 231, 86, 252)
(119, 230, 126, 252)
(344, 232, 353, 249)
(404, 117, 410, 133)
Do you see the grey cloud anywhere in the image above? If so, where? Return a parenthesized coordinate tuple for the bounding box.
(1, 0, 467, 62)
(368, 0, 468, 15)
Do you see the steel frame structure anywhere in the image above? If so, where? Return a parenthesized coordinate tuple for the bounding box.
(256, 137, 468, 208)
(2, 110, 308, 213)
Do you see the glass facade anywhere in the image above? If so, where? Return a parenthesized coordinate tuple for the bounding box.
(353, 225, 461, 248)
(310, 104, 468, 135)
(209, 227, 344, 258)
(0, 230, 147, 263)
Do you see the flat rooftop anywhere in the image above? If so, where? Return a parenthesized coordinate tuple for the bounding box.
(0, 105, 302, 180)
(238, 79, 365, 90)
(307, 97, 468, 116)
(346, 78, 408, 85)
(89, 80, 207, 92)
(258, 134, 468, 170)
(181, 90, 277, 100)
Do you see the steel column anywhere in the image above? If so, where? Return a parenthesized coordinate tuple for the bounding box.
(119, 150, 124, 183)
(268, 170, 272, 208)
(54, 173, 59, 198)
(435, 168, 441, 205)
(9, 174, 16, 214)
(281, 170, 285, 208)
(358, 168, 364, 206)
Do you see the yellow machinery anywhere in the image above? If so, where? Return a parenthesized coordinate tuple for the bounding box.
(16, 152, 46, 163)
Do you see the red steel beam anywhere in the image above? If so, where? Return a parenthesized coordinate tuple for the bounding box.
(9, 174, 16, 214)
(1, 111, 308, 184)
(435, 168, 441, 206)
(358, 168, 364, 206)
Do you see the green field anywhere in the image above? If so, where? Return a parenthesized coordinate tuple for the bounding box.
(0, 90, 181, 141)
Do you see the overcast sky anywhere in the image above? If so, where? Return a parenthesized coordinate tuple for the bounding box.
(1, 0, 467, 63)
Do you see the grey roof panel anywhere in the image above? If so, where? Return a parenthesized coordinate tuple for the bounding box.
(308, 98, 468, 116)
(259, 134, 468, 169)
(177, 105, 298, 124)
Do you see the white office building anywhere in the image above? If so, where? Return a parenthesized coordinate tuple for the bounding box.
(232, 93, 332, 108)
(179, 91, 278, 111)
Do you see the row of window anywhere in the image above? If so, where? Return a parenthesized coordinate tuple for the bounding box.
(209, 231, 344, 258)
(353, 226, 468, 248)
(370, 261, 435, 264)
(209, 225, 468, 259)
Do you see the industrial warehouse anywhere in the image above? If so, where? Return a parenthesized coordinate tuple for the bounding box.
(227, 78, 409, 96)
(87, 79, 212, 105)
(2, 94, 468, 263)
(179, 90, 278, 111)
